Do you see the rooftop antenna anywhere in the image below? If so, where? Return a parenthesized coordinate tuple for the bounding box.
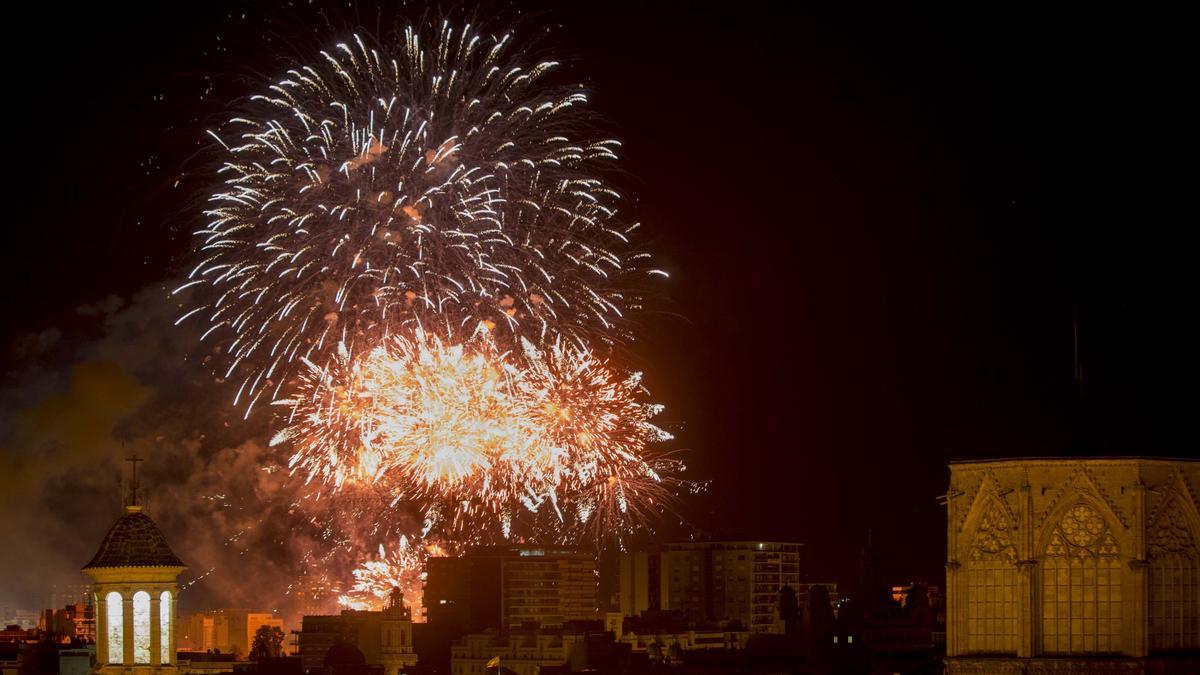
(125, 453, 144, 508)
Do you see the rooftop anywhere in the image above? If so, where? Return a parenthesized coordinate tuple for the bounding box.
(949, 456, 1200, 466)
(82, 506, 185, 570)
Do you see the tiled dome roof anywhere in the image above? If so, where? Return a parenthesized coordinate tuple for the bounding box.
(82, 506, 185, 570)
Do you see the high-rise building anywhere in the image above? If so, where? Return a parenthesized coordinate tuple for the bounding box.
(945, 457, 1200, 673)
(617, 541, 802, 633)
(423, 555, 502, 631)
(423, 547, 597, 631)
(178, 613, 215, 653)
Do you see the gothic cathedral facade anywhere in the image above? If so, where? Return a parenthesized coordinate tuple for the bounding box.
(945, 458, 1200, 673)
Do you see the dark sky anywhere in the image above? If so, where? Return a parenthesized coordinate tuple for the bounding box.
(3, 0, 1196, 596)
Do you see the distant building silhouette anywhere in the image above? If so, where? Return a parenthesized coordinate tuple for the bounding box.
(178, 610, 283, 658)
(831, 533, 944, 672)
(449, 625, 649, 675)
(450, 631, 569, 675)
(616, 541, 802, 633)
(39, 602, 95, 645)
(297, 588, 416, 675)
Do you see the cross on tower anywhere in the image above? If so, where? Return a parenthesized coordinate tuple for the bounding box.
(126, 454, 144, 506)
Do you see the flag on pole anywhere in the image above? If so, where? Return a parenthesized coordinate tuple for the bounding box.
(486, 656, 501, 669)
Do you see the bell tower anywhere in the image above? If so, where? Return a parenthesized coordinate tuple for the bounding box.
(83, 456, 186, 675)
(379, 587, 417, 675)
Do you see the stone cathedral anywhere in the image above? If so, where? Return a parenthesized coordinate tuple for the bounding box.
(82, 487, 185, 675)
(945, 457, 1200, 673)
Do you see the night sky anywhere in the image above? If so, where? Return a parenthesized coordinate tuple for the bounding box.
(2, 1, 1195, 605)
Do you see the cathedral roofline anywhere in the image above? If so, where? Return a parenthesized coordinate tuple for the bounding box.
(949, 456, 1199, 466)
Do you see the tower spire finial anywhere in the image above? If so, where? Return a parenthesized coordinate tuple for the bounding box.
(125, 453, 144, 508)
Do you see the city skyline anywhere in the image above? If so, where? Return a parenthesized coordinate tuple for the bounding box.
(2, 0, 1196, 631)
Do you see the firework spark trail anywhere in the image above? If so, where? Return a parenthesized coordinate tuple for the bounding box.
(516, 337, 683, 538)
(183, 23, 656, 417)
(337, 536, 445, 615)
(183, 17, 688, 612)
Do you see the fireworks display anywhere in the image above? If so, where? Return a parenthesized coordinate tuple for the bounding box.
(337, 537, 441, 614)
(181, 18, 685, 611)
(272, 328, 676, 537)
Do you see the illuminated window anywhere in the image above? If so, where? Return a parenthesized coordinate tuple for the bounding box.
(133, 591, 151, 664)
(1041, 503, 1122, 654)
(106, 591, 123, 664)
(965, 501, 1018, 654)
(1148, 498, 1199, 652)
(160, 592, 172, 664)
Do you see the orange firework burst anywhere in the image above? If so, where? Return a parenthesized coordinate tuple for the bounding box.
(271, 325, 680, 540)
(274, 327, 537, 501)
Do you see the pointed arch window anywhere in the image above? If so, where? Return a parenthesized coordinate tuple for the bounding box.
(1041, 502, 1122, 654)
(106, 592, 123, 664)
(965, 500, 1018, 653)
(1148, 497, 1199, 651)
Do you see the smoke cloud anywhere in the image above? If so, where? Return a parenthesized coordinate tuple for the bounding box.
(0, 282, 344, 624)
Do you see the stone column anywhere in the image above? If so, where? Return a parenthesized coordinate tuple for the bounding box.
(945, 561, 961, 656)
(945, 485, 961, 657)
(95, 592, 107, 665)
(1018, 478, 1036, 657)
(150, 590, 161, 666)
(1016, 560, 1036, 657)
(123, 592, 135, 665)
(164, 591, 175, 666)
(1128, 478, 1149, 657)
